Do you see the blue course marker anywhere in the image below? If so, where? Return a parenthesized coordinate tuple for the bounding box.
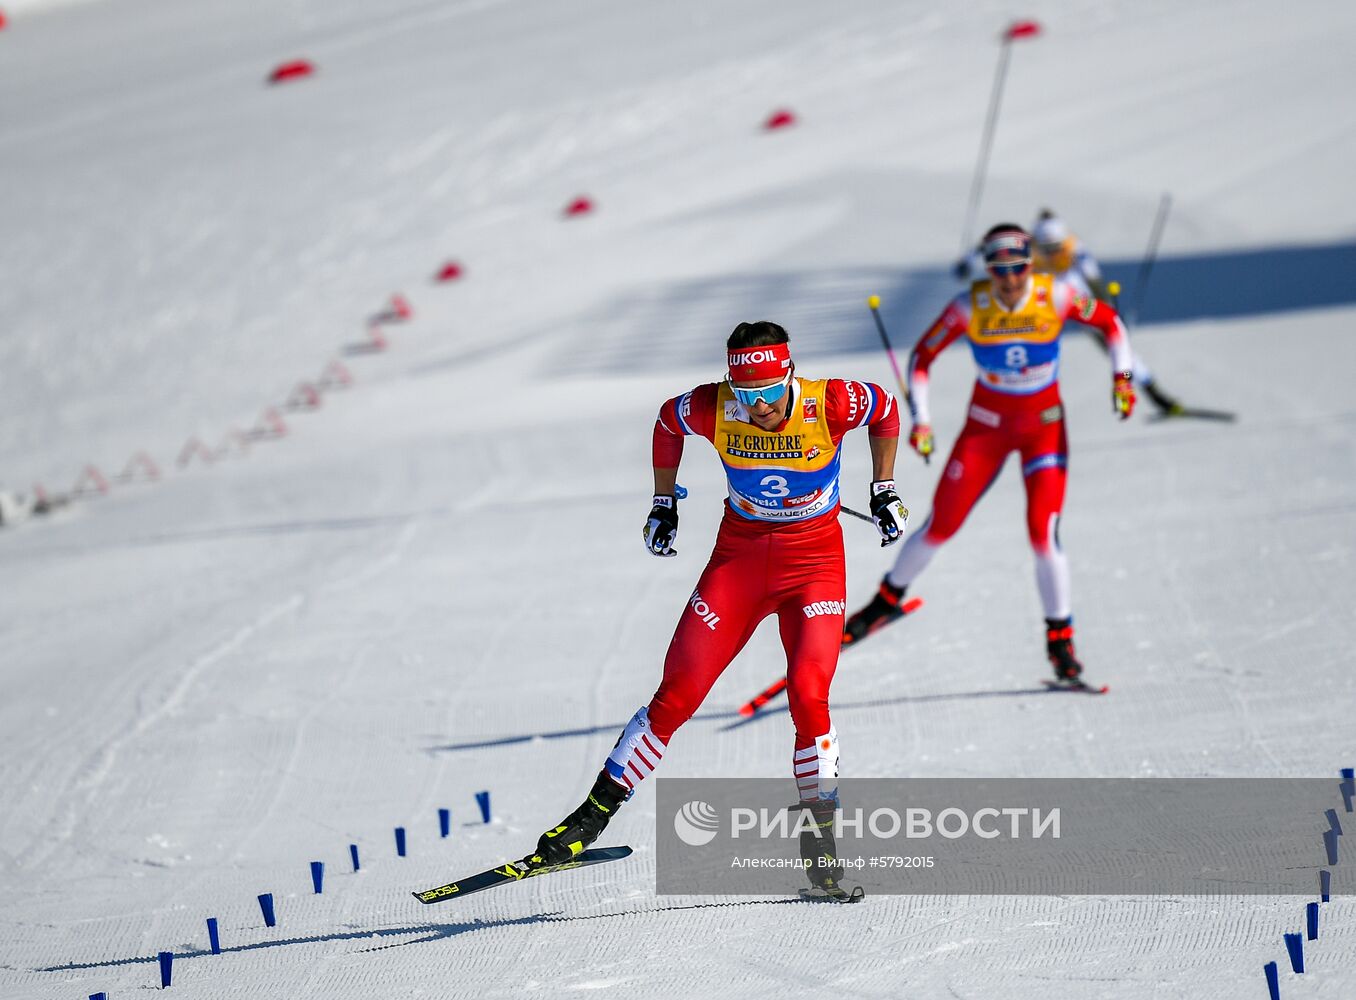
(158, 951, 173, 988)
(439, 808, 451, 838)
(1284, 932, 1304, 974)
(395, 827, 407, 857)
(1307, 901, 1319, 940)
(349, 843, 360, 872)
(476, 790, 491, 824)
(1320, 869, 1331, 902)
(311, 860, 324, 894)
(89, 993, 108, 1000)
(1327, 808, 1343, 836)
(1263, 961, 1279, 1000)
(207, 917, 221, 955)
(258, 892, 276, 927)
(1323, 829, 1338, 865)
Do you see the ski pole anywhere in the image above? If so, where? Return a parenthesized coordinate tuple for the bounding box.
(866, 295, 928, 465)
(684, 489, 875, 529)
(738, 596, 926, 717)
(739, 676, 789, 717)
(846, 502, 912, 550)
(840, 505, 874, 525)
(1129, 192, 1172, 326)
(959, 20, 1043, 255)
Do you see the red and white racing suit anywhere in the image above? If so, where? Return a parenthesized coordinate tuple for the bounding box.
(605, 376, 898, 802)
(886, 274, 1132, 619)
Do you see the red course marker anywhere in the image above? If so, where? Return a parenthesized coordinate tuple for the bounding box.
(268, 59, 315, 84)
(1004, 20, 1041, 40)
(563, 196, 594, 217)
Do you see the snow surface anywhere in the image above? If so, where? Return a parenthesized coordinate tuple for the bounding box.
(2, 0, 1355, 997)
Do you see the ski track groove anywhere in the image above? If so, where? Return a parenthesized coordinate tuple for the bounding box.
(10, 591, 307, 876)
(135, 520, 427, 988)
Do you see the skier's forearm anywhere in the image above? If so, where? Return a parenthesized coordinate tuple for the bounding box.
(653, 466, 679, 497)
(869, 433, 899, 483)
(1104, 313, 1133, 374)
(1079, 298, 1133, 374)
(906, 361, 931, 426)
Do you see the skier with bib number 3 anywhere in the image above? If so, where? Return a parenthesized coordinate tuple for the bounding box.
(843, 224, 1135, 689)
(531, 320, 908, 899)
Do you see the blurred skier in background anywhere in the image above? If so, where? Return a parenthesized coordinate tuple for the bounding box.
(847, 224, 1136, 688)
(1029, 209, 1109, 299)
(1031, 209, 1184, 415)
(531, 320, 908, 899)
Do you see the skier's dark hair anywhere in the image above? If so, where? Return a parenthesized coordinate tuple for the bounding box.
(727, 321, 789, 350)
(983, 222, 1029, 240)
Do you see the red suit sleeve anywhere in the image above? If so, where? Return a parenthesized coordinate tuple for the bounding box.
(907, 294, 970, 424)
(652, 383, 718, 467)
(825, 379, 899, 444)
(1060, 286, 1133, 373)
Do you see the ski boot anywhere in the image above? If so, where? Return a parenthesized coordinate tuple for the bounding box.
(1045, 617, 1084, 682)
(1142, 379, 1185, 417)
(842, 579, 907, 646)
(531, 770, 629, 867)
(795, 799, 858, 901)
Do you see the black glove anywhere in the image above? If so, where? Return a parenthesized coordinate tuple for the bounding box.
(643, 494, 678, 557)
(953, 249, 982, 282)
(869, 480, 909, 547)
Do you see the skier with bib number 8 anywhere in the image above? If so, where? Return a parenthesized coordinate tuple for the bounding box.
(844, 224, 1135, 688)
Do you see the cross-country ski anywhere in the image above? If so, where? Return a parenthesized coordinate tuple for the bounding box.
(412, 847, 634, 904)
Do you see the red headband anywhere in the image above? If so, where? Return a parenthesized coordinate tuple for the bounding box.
(728, 342, 792, 381)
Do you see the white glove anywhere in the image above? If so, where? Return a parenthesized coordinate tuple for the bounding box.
(869, 480, 909, 547)
(643, 495, 678, 557)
